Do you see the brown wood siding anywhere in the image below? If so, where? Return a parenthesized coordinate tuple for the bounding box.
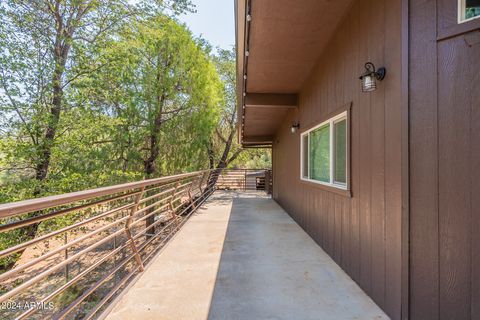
(409, 0, 480, 319)
(271, 0, 403, 319)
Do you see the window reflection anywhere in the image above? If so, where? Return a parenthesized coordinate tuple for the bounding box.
(460, 0, 480, 22)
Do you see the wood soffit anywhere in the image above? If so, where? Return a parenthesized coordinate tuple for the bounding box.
(236, 0, 353, 145)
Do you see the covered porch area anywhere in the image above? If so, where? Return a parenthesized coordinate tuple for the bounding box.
(102, 191, 388, 320)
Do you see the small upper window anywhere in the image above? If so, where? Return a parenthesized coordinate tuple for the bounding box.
(459, 0, 480, 23)
(300, 111, 348, 190)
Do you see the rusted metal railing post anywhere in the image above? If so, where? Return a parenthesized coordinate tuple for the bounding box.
(64, 233, 69, 283)
(187, 178, 196, 211)
(169, 182, 181, 230)
(125, 187, 145, 272)
(113, 235, 117, 285)
(198, 171, 207, 193)
(211, 169, 217, 191)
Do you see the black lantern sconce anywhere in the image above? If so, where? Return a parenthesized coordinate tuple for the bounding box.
(359, 62, 386, 92)
(291, 122, 300, 134)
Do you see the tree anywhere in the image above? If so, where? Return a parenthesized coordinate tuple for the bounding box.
(0, 0, 193, 193)
(84, 15, 222, 233)
(88, 15, 222, 178)
(207, 48, 243, 171)
(231, 148, 272, 169)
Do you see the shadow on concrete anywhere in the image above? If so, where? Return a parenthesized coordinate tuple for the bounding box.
(206, 193, 389, 320)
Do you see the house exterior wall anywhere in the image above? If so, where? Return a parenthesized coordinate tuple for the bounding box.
(272, 0, 403, 319)
(409, 0, 480, 319)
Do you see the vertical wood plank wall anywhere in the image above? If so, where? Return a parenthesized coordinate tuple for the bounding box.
(272, 0, 403, 319)
(409, 0, 480, 319)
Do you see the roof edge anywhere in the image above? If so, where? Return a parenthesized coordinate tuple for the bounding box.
(235, 0, 247, 145)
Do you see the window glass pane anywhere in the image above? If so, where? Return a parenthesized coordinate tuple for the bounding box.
(302, 135, 309, 178)
(334, 119, 347, 184)
(309, 124, 330, 182)
(460, 0, 480, 21)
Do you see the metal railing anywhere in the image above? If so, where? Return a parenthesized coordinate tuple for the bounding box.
(0, 168, 271, 319)
(215, 168, 272, 193)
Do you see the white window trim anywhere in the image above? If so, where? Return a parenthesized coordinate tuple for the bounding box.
(458, 0, 480, 23)
(300, 111, 348, 190)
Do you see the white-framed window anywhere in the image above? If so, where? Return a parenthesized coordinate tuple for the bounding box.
(300, 111, 348, 190)
(459, 0, 480, 23)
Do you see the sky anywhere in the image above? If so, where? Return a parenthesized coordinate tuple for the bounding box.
(179, 0, 235, 51)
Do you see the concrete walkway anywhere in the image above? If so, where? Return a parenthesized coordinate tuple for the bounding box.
(103, 191, 388, 320)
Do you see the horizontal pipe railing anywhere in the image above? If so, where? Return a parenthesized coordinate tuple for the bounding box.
(0, 171, 208, 218)
(0, 168, 271, 319)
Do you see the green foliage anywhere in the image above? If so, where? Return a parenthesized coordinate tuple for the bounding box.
(0, 229, 23, 271)
(0, 3, 215, 188)
(55, 285, 83, 307)
(84, 15, 222, 176)
(231, 149, 272, 169)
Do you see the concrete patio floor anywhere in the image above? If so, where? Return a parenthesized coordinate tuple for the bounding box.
(103, 191, 388, 320)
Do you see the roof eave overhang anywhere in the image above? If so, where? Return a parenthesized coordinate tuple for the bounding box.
(235, 0, 355, 148)
(235, 0, 247, 145)
(235, 0, 298, 148)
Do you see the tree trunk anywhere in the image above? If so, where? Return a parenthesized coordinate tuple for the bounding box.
(144, 132, 160, 236)
(208, 128, 239, 188)
(24, 30, 71, 246)
(35, 65, 64, 182)
(144, 91, 165, 236)
(207, 141, 215, 170)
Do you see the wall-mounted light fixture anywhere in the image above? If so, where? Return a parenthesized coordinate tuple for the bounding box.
(291, 122, 300, 134)
(359, 62, 386, 92)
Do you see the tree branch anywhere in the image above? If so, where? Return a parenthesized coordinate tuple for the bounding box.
(62, 61, 107, 89)
(227, 148, 243, 166)
(215, 128, 227, 144)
